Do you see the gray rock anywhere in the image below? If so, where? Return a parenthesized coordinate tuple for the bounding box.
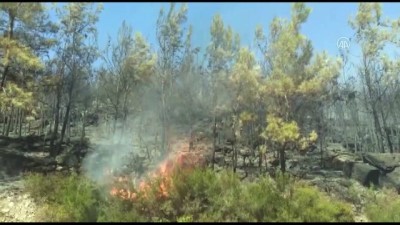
(214, 153, 224, 165)
(237, 157, 245, 168)
(65, 155, 79, 168)
(351, 162, 380, 187)
(239, 147, 252, 157)
(362, 153, 400, 174)
(380, 167, 400, 192)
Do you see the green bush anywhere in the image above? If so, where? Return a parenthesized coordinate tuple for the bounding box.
(365, 188, 400, 222)
(97, 198, 143, 222)
(284, 184, 354, 222)
(23, 169, 355, 222)
(24, 172, 102, 222)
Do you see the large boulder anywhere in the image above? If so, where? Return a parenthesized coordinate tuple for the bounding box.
(362, 153, 400, 174)
(379, 167, 400, 192)
(351, 162, 380, 187)
(55, 147, 80, 169)
(323, 143, 360, 172)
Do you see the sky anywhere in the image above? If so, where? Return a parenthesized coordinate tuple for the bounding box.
(49, 2, 400, 81)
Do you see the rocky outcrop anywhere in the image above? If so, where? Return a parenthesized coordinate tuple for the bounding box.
(323, 143, 361, 172)
(350, 163, 380, 187)
(362, 153, 400, 174)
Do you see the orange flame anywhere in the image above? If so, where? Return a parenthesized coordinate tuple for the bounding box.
(106, 134, 209, 201)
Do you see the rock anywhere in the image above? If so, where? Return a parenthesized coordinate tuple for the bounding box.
(380, 167, 400, 192)
(311, 165, 321, 171)
(239, 147, 252, 157)
(325, 143, 347, 156)
(33, 165, 56, 172)
(32, 142, 42, 148)
(66, 155, 79, 168)
(362, 153, 400, 174)
(219, 145, 233, 154)
(351, 162, 380, 187)
(55, 154, 65, 165)
(214, 153, 224, 165)
(331, 154, 359, 171)
(56, 150, 79, 168)
(343, 161, 355, 177)
(236, 157, 245, 168)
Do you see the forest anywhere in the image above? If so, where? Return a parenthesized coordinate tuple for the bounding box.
(1, 2, 400, 222)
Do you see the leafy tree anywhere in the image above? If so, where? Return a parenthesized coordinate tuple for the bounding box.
(0, 3, 48, 88)
(206, 13, 240, 170)
(258, 3, 341, 172)
(0, 3, 56, 137)
(349, 2, 400, 153)
(155, 3, 190, 154)
(49, 3, 102, 153)
(229, 47, 264, 171)
(99, 21, 155, 140)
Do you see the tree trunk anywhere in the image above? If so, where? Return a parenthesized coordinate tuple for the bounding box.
(113, 109, 118, 137)
(18, 110, 23, 137)
(66, 114, 71, 143)
(5, 106, 14, 137)
(0, 11, 15, 89)
(2, 112, 6, 135)
(81, 111, 86, 143)
(212, 115, 217, 170)
(318, 102, 325, 168)
(39, 108, 43, 136)
(279, 144, 286, 173)
(60, 99, 72, 147)
(161, 81, 167, 155)
(363, 61, 385, 153)
(13, 108, 19, 134)
(50, 86, 61, 153)
(381, 110, 394, 153)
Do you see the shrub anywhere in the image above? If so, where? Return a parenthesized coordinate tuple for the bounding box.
(23, 169, 355, 222)
(24, 172, 102, 222)
(283, 184, 354, 222)
(365, 187, 400, 222)
(97, 198, 143, 222)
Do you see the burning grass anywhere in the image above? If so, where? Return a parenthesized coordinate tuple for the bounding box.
(104, 135, 209, 202)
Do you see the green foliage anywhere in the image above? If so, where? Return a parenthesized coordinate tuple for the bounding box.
(286, 184, 354, 222)
(252, 3, 341, 171)
(24, 172, 102, 222)
(0, 38, 43, 71)
(365, 188, 400, 222)
(97, 198, 143, 222)
(23, 169, 354, 222)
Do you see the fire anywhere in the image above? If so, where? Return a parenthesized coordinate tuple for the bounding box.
(106, 134, 209, 202)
